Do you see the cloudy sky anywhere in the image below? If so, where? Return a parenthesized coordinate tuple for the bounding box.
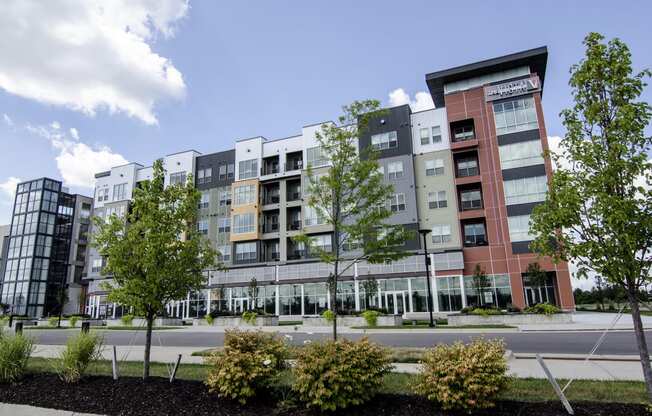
(0, 1, 651, 287)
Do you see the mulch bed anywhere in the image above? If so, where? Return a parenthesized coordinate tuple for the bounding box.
(0, 374, 648, 416)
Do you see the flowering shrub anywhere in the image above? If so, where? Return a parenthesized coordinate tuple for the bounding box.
(293, 338, 392, 411)
(205, 330, 288, 403)
(413, 338, 508, 411)
(524, 303, 561, 315)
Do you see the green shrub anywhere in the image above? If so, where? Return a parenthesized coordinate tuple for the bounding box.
(469, 307, 503, 317)
(205, 330, 288, 403)
(524, 303, 561, 315)
(48, 316, 59, 327)
(242, 310, 257, 325)
(0, 334, 34, 383)
(69, 316, 79, 328)
(205, 314, 214, 325)
(292, 338, 392, 411)
(361, 309, 380, 326)
(0, 316, 8, 327)
(55, 332, 103, 383)
(120, 314, 134, 326)
(321, 309, 334, 323)
(413, 338, 508, 411)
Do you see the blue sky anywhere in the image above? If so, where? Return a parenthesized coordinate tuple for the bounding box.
(1, 0, 651, 227)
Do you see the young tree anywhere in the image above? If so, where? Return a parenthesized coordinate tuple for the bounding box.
(362, 276, 379, 310)
(295, 100, 413, 340)
(247, 277, 259, 311)
(471, 264, 490, 307)
(93, 159, 219, 379)
(529, 33, 652, 399)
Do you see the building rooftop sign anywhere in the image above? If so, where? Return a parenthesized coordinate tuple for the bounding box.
(484, 75, 541, 101)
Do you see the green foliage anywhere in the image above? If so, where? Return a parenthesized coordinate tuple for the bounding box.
(361, 309, 380, 326)
(48, 316, 59, 327)
(120, 314, 134, 326)
(68, 316, 79, 328)
(205, 330, 288, 404)
(524, 303, 561, 315)
(292, 338, 392, 411)
(0, 316, 9, 327)
(242, 310, 257, 325)
(0, 334, 34, 383)
(471, 264, 491, 307)
(468, 307, 503, 317)
(294, 100, 412, 339)
(55, 332, 103, 383)
(204, 314, 214, 325)
(92, 159, 220, 378)
(413, 338, 508, 411)
(321, 309, 334, 323)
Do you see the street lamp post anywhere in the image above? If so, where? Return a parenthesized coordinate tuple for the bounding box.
(419, 229, 435, 327)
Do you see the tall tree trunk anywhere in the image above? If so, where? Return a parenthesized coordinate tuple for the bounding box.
(627, 289, 652, 400)
(143, 314, 154, 380)
(330, 271, 338, 341)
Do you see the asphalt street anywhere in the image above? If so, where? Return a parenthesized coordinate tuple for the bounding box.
(24, 329, 652, 355)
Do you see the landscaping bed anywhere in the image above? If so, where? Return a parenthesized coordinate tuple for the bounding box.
(302, 315, 403, 327)
(448, 313, 572, 326)
(0, 373, 648, 416)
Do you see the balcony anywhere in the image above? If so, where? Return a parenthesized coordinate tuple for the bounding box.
(262, 156, 280, 176)
(450, 119, 478, 150)
(287, 190, 301, 202)
(287, 220, 302, 231)
(287, 250, 306, 260)
(262, 193, 280, 205)
(262, 222, 279, 233)
(266, 252, 281, 262)
(285, 151, 304, 172)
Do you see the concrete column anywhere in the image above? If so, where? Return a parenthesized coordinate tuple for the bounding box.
(300, 284, 305, 316)
(354, 280, 360, 311)
(407, 278, 413, 313)
(459, 275, 467, 309)
(275, 285, 280, 316)
(206, 288, 211, 314)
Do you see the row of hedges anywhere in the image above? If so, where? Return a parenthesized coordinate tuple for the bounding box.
(206, 330, 508, 412)
(461, 302, 562, 316)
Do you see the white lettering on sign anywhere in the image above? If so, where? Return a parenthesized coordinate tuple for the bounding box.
(485, 76, 540, 101)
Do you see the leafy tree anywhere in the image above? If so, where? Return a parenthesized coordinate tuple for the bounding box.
(93, 159, 219, 379)
(471, 264, 490, 307)
(530, 33, 652, 399)
(295, 100, 413, 340)
(525, 262, 549, 306)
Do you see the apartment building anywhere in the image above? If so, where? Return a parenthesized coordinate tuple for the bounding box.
(0, 178, 92, 317)
(84, 46, 574, 320)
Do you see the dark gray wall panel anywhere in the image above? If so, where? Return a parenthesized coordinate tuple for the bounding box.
(358, 105, 413, 158)
(501, 164, 546, 181)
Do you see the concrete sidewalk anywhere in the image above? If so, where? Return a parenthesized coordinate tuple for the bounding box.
(0, 403, 100, 416)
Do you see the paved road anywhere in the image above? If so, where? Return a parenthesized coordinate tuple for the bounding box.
(23, 328, 652, 355)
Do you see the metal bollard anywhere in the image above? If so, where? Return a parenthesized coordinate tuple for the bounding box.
(81, 321, 90, 333)
(15, 321, 23, 335)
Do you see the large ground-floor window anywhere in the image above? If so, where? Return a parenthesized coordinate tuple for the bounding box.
(437, 276, 463, 312)
(463, 274, 513, 309)
(522, 272, 558, 306)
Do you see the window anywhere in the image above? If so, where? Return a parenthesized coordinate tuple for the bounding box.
(105, 205, 126, 218)
(218, 245, 231, 262)
(457, 157, 479, 177)
(218, 217, 231, 233)
(460, 189, 482, 210)
(387, 161, 404, 180)
(503, 176, 548, 205)
(493, 96, 538, 135)
(428, 191, 447, 209)
(198, 191, 209, 209)
(235, 242, 257, 262)
(371, 131, 398, 150)
(169, 171, 187, 186)
(42, 190, 57, 212)
(508, 215, 536, 242)
(227, 163, 235, 179)
(197, 168, 212, 184)
(91, 258, 103, 273)
(425, 159, 444, 176)
(218, 189, 232, 206)
(37, 213, 55, 234)
(432, 225, 452, 244)
(452, 124, 474, 142)
(233, 213, 255, 234)
(498, 140, 544, 169)
(420, 128, 430, 145)
(304, 206, 327, 226)
(306, 146, 329, 168)
(463, 222, 487, 246)
(238, 159, 258, 180)
(96, 188, 109, 202)
(388, 193, 406, 212)
(218, 164, 227, 180)
(312, 234, 332, 252)
(34, 235, 52, 257)
(197, 220, 208, 235)
(432, 126, 442, 143)
(233, 184, 255, 205)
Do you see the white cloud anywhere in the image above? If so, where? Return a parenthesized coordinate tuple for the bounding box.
(0, 176, 20, 202)
(0, 0, 189, 125)
(2, 113, 13, 127)
(388, 88, 435, 112)
(26, 122, 128, 188)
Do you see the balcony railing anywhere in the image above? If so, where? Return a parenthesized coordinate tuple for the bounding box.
(261, 165, 280, 175)
(262, 223, 279, 233)
(287, 250, 306, 260)
(285, 160, 303, 171)
(287, 190, 301, 201)
(262, 194, 280, 205)
(287, 220, 302, 231)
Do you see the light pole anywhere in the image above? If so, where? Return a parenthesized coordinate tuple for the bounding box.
(418, 229, 435, 327)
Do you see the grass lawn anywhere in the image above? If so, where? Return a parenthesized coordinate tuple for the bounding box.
(25, 357, 648, 404)
(19, 326, 181, 331)
(352, 324, 514, 330)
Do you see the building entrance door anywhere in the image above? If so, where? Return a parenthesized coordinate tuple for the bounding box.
(385, 291, 406, 315)
(525, 287, 548, 306)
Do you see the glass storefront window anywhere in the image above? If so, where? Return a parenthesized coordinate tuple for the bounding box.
(279, 284, 302, 316)
(463, 274, 513, 309)
(336, 281, 356, 313)
(437, 276, 463, 312)
(304, 282, 328, 316)
(410, 278, 429, 313)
